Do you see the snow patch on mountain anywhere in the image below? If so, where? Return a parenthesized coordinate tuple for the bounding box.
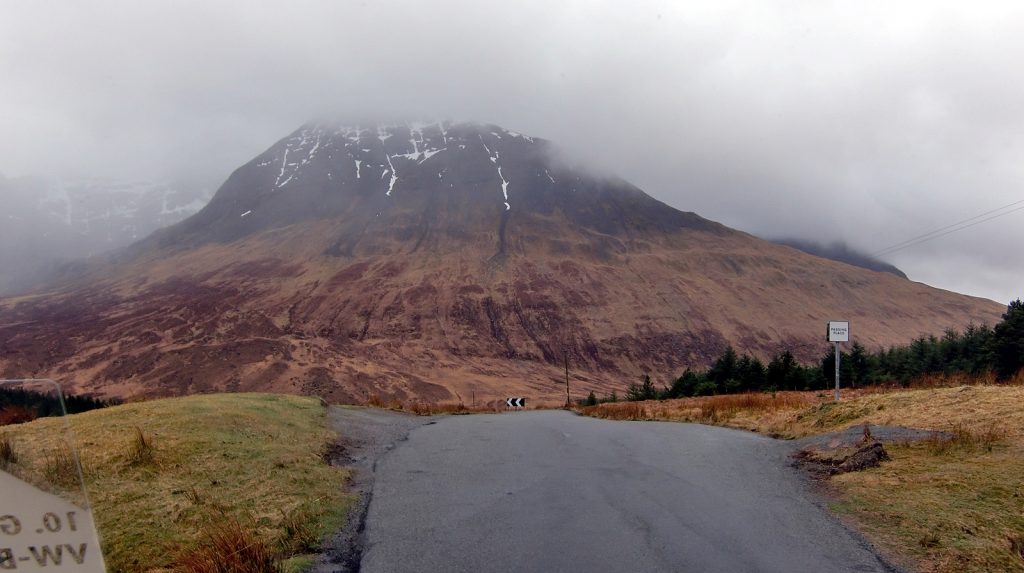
(251, 121, 540, 211)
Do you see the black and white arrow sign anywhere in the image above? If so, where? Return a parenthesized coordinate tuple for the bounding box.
(506, 397, 525, 408)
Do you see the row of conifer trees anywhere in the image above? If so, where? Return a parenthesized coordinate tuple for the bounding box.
(587, 299, 1024, 405)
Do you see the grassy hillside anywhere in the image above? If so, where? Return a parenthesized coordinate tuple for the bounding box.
(581, 385, 1024, 572)
(0, 393, 351, 573)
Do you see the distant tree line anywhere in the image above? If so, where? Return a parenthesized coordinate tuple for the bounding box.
(0, 387, 113, 425)
(589, 299, 1024, 403)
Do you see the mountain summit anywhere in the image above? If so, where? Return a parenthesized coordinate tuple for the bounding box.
(0, 122, 1003, 403)
(147, 121, 719, 253)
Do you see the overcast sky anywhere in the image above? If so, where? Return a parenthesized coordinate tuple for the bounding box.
(1, 1, 1021, 305)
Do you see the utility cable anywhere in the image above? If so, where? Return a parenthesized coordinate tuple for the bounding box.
(872, 199, 1024, 257)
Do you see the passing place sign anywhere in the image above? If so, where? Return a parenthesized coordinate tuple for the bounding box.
(828, 321, 850, 342)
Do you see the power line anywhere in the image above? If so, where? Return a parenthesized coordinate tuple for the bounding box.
(872, 198, 1024, 256)
(872, 199, 1024, 257)
(874, 203, 1024, 257)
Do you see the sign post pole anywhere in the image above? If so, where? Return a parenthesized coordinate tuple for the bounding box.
(827, 321, 849, 402)
(835, 341, 841, 401)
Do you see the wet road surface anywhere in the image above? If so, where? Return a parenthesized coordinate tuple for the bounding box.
(359, 410, 896, 573)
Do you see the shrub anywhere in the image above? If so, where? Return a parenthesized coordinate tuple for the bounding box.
(693, 380, 718, 396)
(0, 405, 37, 426)
(925, 422, 1007, 455)
(0, 434, 16, 467)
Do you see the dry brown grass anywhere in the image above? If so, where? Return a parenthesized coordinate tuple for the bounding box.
(580, 391, 820, 436)
(906, 371, 1000, 388)
(580, 385, 1024, 440)
(792, 385, 1024, 439)
(177, 518, 282, 573)
(126, 426, 155, 465)
(694, 392, 814, 422)
(41, 441, 79, 488)
(365, 395, 508, 416)
(365, 394, 390, 409)
(185, 486, 203, 505)
(581, 401, 649, 421)
(790, 385, 1024, 572)
(407, 402, 473, 415)
(924, 422, 1008, 455)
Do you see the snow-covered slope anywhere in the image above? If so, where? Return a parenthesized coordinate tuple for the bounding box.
(146, 121, 717, 251)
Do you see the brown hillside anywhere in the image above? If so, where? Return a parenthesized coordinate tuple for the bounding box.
(0, 122, 1003, 403)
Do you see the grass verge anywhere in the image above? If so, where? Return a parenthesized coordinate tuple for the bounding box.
(366, 394, 511, 415)
(579, 391, 822, 436)
(0, 393, 352, 573)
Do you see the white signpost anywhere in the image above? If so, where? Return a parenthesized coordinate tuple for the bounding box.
(827, 322, 850, 400)
(0, 380, 107, 572)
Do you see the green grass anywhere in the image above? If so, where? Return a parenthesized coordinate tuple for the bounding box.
(0, 393, 352, 573)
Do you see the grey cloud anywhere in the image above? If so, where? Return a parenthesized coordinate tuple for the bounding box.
(0, 0, 1021, 303)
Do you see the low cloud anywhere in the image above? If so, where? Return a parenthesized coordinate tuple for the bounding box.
(0, 1, 1021, 303)
(770, 239, 907, 278)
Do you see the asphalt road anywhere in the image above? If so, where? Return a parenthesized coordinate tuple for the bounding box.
(359, 411, 895, 573)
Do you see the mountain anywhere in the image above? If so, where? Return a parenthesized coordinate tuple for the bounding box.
(0, 175, 212, 294)
(0, 122, 1004, 404)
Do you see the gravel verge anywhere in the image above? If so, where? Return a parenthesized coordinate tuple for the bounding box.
(312, 406, 434, 573)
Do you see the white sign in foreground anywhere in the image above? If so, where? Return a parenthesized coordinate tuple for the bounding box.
(0, 471, 106, 572)
(828, 321, 850, 342)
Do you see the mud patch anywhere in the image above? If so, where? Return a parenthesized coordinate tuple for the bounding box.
(313, 407, 434, 573)
(792, 440, 890, 479)
(791, 424, 901, 479)
(322, 440, 353, 466)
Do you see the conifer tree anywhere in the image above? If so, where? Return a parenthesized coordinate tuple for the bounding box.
(993, 299, 1024, 379)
